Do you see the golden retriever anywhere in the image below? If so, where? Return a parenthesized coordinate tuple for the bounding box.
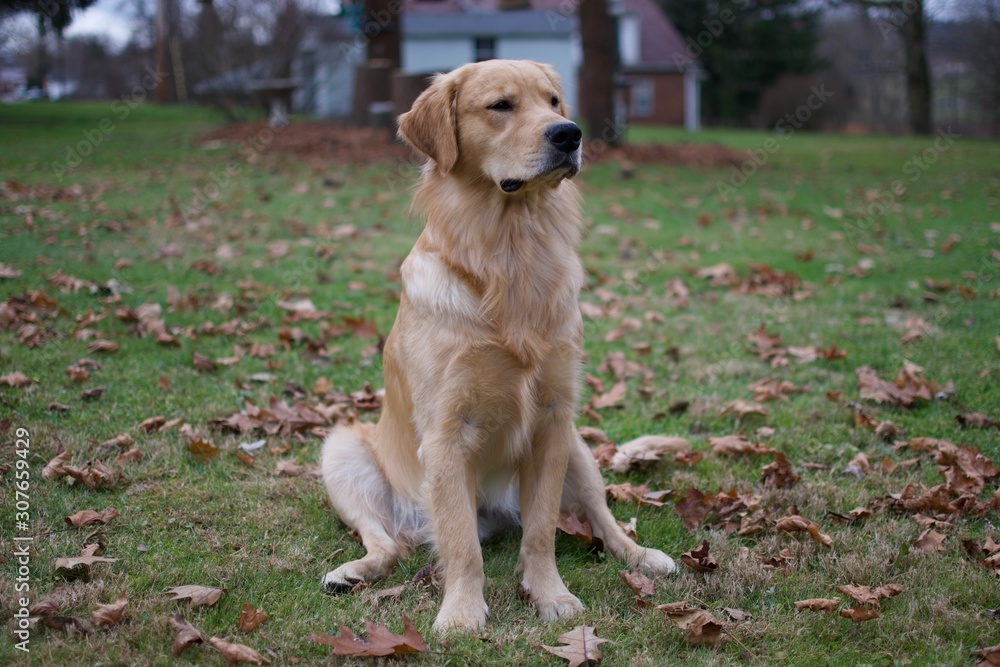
(320, 59, 676, 632)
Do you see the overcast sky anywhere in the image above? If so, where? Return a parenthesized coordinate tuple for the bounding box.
(62, 0, 344, 49)
(46, 0, 967, 50)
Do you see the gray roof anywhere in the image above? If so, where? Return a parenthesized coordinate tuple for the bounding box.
(403, 11, 577, 37)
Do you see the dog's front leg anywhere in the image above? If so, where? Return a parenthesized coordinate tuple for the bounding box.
(423, 432, 488, 632)
(518, 416, 584, 621)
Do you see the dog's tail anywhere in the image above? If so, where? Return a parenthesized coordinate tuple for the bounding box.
(320, 422, 428, 546)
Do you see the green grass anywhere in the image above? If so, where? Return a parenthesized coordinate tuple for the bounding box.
(1, 100, 999, 666)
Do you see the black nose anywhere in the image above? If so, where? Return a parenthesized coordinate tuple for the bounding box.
(545, 122, 582, 153)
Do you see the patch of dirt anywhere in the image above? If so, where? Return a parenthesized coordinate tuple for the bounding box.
(199, 121, 411, 164)
(198, 121, 745, 168)
(593, 142, 745, 168)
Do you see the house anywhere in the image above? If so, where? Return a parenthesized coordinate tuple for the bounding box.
(400, 8, 580, 117)
(398, 0, 703, 129)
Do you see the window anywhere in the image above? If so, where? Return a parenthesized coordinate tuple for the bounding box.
(474, 37, 496, 63)
(631, 79, 654, 118)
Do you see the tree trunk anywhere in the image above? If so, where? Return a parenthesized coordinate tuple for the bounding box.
(580, 0, 620, 146)
(901, 0, 932, 134)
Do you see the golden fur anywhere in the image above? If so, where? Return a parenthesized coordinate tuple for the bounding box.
(320, 59, 676, 632)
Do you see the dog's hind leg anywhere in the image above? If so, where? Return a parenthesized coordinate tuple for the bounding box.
(320, 423, 406, 593)
(562, 434, 677, 576)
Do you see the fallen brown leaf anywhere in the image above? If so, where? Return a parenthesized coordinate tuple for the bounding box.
(542, 625, 613, 667)
(619, 570, 656, 599)
(310, 617, 429, 657)
(65, 507, 119, 527)
(170, 614, 206, 657)
(775, 515, 832, 548)
(166, 585, 227, 607)
(91, 595, 127, 627)
(681, 539, 718, 573)
(839, 606, 879, 622)
(658, 602, 724, 645)
(762, 451, 800, 488)
(208, 636, 271, 666)
(794, 598, 840, 613)
(914, 528, 947, 553)
(236, 602, 268, 633)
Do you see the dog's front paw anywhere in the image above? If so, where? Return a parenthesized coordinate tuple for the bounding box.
(432, 596, 489, 633)
(634, 547, 677, 576)
(519, 580, 584, 621)
(533, 592, 584, 622)
(321, 564, 366, 594)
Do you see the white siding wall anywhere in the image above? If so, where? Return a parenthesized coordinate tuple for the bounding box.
(496, 37, 577, 117)
(402, 36, 578, 119)
(402, 38, 475, 75)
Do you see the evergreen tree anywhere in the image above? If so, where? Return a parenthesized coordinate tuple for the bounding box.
(661, 0, 825, 126)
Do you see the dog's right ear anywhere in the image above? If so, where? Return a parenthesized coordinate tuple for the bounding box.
(397, 73, 459, 174)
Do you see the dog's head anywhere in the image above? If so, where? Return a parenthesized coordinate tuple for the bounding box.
(398, 60, 582, 194)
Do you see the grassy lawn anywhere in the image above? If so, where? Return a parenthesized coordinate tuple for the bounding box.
(1, 100, 998, 666)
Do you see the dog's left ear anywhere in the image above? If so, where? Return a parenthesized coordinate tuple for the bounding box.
(533, 62, 569, 118)
(398, 72, 459, 174)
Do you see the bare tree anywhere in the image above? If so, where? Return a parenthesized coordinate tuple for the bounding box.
(579, 0, 619, 146)
(842, 0, 933, 134)
(956, 0, 1000, 135)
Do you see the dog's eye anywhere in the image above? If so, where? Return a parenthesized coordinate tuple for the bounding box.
(488, 99, 513, 111)
(551, 96, 560, 107)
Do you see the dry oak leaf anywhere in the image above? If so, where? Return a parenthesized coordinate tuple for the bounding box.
(836, 583, 904, 607)
(761, 451, 800, 488)
(914, 528, 947, 553)
(166, 585, 228, 607)
(54, 546, 118, 579)
(720, 399, 769, 419)
(710, 434, 774, 457)
(188, 436, 219, 462)
(775, 515, 832, 548)
(681, 539, 718, 573)
(42, 446, 70, 479)
(137, 415, 166, 432)
(87, 339, 120, 354)
(619, 570, 656, 599)
(0, 370, 32, 387)
(542, 625, 613, 667)
(169, 613, 206, 657)
(310, 617, 429, 657)
(91, 595, 127, 627)
(236, 602, 268, 633)
(794, 598, 840, 613)
(99, 433, 133, 450)
(840, 606, 879, 622)
(208, 636, 271, 666)
(976, 644, 1000, 667)
(609, 435, 690, 473)
(65, 507, 120, 527)
(592, 381, 627, 409)
(557, 512, 603, 551)
(658, 602, 724, 646)
(275, 459, 310, 476)
(956, 412, 999, 430)
(749, 376, 805, 402)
